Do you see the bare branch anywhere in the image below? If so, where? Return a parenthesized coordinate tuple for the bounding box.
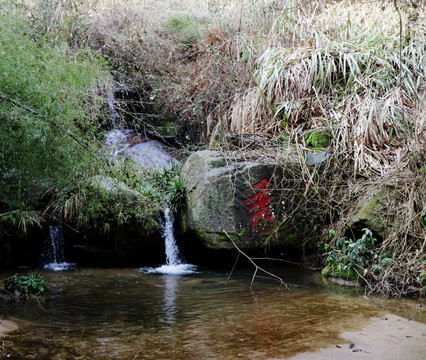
(224, 230, 290, 290)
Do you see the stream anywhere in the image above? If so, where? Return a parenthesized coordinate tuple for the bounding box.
(2, 92, 423, 359)
(1, 265, 424, 360)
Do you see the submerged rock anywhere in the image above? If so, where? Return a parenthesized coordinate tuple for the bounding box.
(181, 151, 302, 250)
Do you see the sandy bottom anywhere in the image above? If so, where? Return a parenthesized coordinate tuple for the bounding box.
(283, 314, 426, 360)
(0, 319, 18, 336)
(2, 314, 426, 359)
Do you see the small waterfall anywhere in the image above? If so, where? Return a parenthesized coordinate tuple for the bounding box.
(43, 224, 75, 271)
(105, 88, 192, 274)
(107, 86, 121, 128)
(162, 207, 182, 266)
(140, 206, 196, 275)
(104, 129, 135, 157)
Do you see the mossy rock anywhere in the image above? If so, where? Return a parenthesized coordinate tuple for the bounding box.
(181, 151, 303, 250)
(346, 187, 391, 236)
(195, 228, 246, 250)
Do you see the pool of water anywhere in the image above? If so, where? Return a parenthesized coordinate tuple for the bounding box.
(1, 265, 425, 359)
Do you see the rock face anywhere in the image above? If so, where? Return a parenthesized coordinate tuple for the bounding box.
(181, 151, 300, 249)
(346, 187, 391, 237)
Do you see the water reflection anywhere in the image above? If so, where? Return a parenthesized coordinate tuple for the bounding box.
(2, 267, 425, 360)
(162, 275, 179, 325)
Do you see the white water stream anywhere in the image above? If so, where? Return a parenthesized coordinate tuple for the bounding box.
(103, 107, 194, 275)
(140, 206, 196, 275)
(43, 224, 75, 271)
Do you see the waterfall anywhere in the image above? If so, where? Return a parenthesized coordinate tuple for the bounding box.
(105, 89, 193, 275)
(107, 86, 121, 128)
(43, 224, 75, 271)
(162, 207, 182, 266)
(139, 206, 196, 275)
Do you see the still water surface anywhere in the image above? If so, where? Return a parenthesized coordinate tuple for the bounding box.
(2, 266, 425, 360)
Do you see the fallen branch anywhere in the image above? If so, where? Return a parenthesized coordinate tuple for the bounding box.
(224, 230, 291, 290)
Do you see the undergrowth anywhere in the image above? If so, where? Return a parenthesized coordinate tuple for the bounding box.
(0, 2, 112, 238)
(4, 273, 46, 296)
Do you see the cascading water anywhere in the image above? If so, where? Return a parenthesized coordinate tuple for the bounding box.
(140, 206, 196, 275)
(105, 90, 193, 274)
(163, 207, 182, 266)
(107, 88, 120, 128)
(43, 224, 75, 271)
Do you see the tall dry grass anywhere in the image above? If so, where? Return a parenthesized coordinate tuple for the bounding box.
(206, 1, 425, 296)
(216, 1, 425, 175)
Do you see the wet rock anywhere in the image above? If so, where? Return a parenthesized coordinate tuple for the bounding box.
(105, 129, 178, 170)
(124, 140, 178, 170)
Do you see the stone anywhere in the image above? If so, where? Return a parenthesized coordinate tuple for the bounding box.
(89, 175, 144, 199)
(124, 140, 179, 170)
(104, 129, 179, 170)
(346, 187, 390, 236)
(305, 151, 329, 166)
(181, 151, 302, 249)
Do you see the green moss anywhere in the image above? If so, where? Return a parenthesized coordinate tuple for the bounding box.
(163, 15, 207, 47)
(196, 230, 219, 249)
(237, 227, 246, 238)
(181, 212, 187, 232)
(195, 228, 245, 248)
(347, 188, 389, 234)
(304, 131, 332, 150)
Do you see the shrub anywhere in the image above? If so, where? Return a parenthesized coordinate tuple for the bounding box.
(322, 228, 377, 282)
(0, 3, 111, 235)
(164, 14, 208, 47)
(4, 273, 46, 296)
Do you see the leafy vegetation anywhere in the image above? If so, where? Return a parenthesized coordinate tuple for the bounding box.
(323, 228, 378, 282)
(53, 162, 185, 234)
(147, 164, 186, 213)
(4, 273, 46, 296)
(0, 2, 182, 240)
(0, 2, 111, 236)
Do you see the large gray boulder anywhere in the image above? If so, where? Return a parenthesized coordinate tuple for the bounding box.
(105, 129, 178, 170)
(181, 151, 301, 249)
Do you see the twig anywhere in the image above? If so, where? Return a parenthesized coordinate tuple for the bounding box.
(393, 0, 405, 123)
(393, 0, 403, 90)
(224, 230, 290, 290)
(226, 252, 240, 284)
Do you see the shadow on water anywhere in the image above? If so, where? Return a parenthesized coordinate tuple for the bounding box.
(2, 265, 425, 360)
